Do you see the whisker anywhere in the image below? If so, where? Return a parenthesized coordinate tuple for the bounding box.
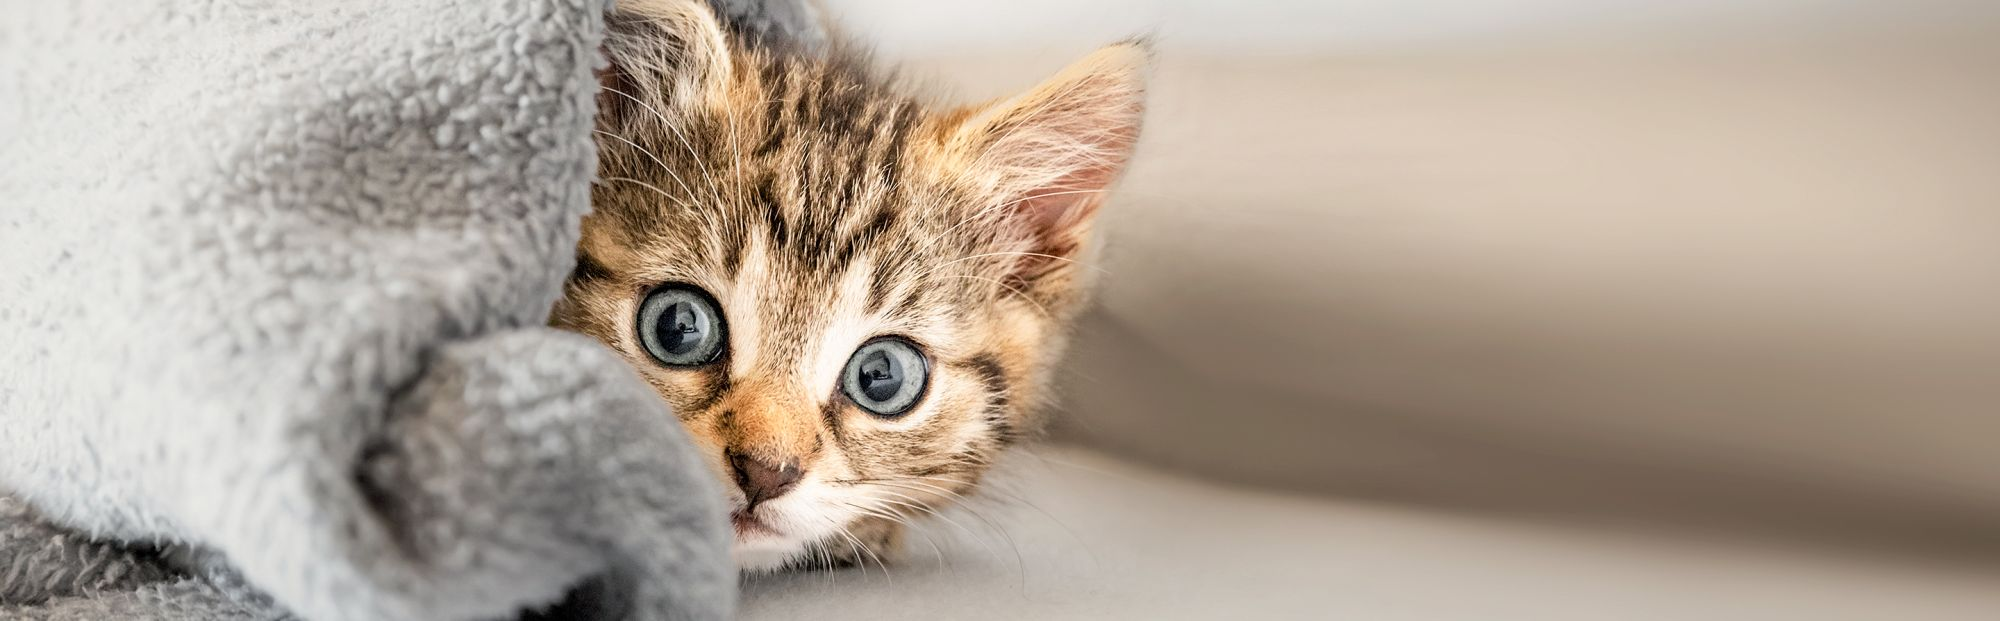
(598, 85, 730, 213)
(862, 475, 970, 494)
(815, 507, 894, 579)
(869, 495, 1000, 564)
(865, 491, 1026, 580)
(870, 494, 971, 537)
(864, 479, 970, 503)
(932, 475, 1101, 570)
(834, 474, 1056, 582)
(847, 527, 894, 581)
(917, 188, 1115, 257)
(841, 500, 946, 566)
(916, 250, 1108, 283)
(800, 538, 834, 583)
(835, 532, 870, 579)
(872, 488, 1026, 580)
(819, 513, 888, 580)
(869, 472, 1088, 559)
(943, 274, 1053, 318)
(591, 129, 699, 201)
(596, 176, 693, 208)
(844, 500, 918, 530)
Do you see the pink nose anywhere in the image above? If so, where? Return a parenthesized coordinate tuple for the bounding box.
(729, 452, 803, 508)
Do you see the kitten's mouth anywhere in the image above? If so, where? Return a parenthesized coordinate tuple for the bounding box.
(729, 507, 813, 571)
(730, 510, 781, 538)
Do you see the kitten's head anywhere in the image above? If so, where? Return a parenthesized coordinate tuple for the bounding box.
(552, 0, 1146, 571)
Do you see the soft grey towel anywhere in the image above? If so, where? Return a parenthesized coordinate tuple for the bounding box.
(0, 1, 733, 619)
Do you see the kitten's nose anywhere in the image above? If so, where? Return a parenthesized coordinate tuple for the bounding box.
(729, 452, 804, 507)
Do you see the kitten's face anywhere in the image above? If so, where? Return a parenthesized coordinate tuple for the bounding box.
(552, 1, 1144, 571)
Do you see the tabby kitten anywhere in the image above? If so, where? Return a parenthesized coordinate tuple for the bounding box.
(551, 0, 1147, 571)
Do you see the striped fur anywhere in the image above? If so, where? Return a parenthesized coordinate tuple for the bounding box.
(551, 0, 1146, 571)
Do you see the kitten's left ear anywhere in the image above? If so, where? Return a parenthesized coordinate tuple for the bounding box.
(600, 0, 735, 122)
(943, 41, 1151, 277)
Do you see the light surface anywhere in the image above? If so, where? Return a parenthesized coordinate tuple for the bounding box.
(743, 448, 2000, 620)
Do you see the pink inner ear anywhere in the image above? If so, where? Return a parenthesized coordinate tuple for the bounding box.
(1006, 129, 1134, 263)
(1003, 159, 1122, 283)
(1015, 168, 1109, 239)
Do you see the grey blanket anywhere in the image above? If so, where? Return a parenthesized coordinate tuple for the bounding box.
(0, 1, 740, 619)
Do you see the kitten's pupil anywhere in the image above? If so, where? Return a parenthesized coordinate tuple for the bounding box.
(662, 301, 707, 354)
(857, 350, 901, 401)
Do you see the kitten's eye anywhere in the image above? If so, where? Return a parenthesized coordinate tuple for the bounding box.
(841, 337, 930, 418)
(636, 284, 726, 366)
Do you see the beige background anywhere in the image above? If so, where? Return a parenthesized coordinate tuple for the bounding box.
(832, 0, 2000, 556)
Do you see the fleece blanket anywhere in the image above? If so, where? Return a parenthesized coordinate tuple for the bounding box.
(0, 1, 735, 619)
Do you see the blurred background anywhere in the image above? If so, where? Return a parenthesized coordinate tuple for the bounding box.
(747, 1, 2000, 619)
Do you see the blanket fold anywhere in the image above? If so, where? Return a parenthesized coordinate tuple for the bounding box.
(0, 1, 734, 619)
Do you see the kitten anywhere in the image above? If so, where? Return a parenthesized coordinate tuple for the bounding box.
(551, 0, 1147, 571)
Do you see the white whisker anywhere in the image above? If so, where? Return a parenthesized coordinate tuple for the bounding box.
(841, 500, 946, 565)
(591, 129, 699, 202)
(917, 250, 1106, 283)
(915, 187, 1114, 258)
(596, 176, 692, 208)
(599, 85, 729, 211)
(943, 274, 1053, 318)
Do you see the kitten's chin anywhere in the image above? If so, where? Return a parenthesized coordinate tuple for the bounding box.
(732, 535, 808, 572)
(731, 510, 805, 571)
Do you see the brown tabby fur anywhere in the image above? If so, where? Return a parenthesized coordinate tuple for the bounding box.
(549, 0, 1146, 571)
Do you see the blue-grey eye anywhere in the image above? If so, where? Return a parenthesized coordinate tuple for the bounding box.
(637, 284, 726, 366)
(841, 337, 929, 417)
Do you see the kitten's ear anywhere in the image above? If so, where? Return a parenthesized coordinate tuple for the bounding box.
(944, 41, 1150, 275)
(599, 0, 735, 122)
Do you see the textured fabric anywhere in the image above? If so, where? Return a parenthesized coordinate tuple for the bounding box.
(0, 497, 177, 607)
(0, 1, 732, 619)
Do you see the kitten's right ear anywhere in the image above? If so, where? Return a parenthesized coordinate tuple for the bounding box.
(937, 42, 1150, 293)
(599, 0, 735, 123)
